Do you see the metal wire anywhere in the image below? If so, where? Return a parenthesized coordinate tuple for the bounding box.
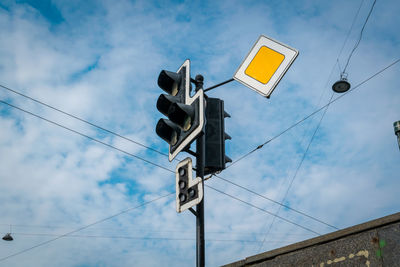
(213, 174, 338, 230)
(205, 185, 321, 236)
(0, 99, 174, 174)
(0, 192, 175, 262)
(343, 0, 377, 73)
(0, 84, 171, 159)
(257, 92, 335, 252)
(227, 58, 400, 169)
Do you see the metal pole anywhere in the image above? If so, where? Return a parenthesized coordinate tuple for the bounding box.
(196, 129, 205, 267)
(203, 78, 234, 93)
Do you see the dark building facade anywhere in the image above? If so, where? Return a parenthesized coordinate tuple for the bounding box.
(223, 212, 400, 266)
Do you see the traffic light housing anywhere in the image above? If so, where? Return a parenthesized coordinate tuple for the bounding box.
(176, 157, 203, 213)
(156, 60, 204, 161)
(204, 97, 232, 175)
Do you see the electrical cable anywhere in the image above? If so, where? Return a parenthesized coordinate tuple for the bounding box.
(311, 0, 365, 128)
(338, 0, 366, 62)
(249, 8, 360, 232)
(11, 232, 264, 243)
(213, 174, 338, 230)
(296, 0, 365, 171)
(1, 58, 397, 262)
(205, 185, 321, 236)
(0, 99, 174, 174)
(0, 94, 337, 232)
(216, 57, 400, 251)
(227, 58, 400, 169)
(0, 84, 171, 159)
(0, 1, 369, 167)
(343, 0, 377, 73)
(0, 3, 386, 260)
(1, 57, 398, 249)
(0, 192, 174, 262)
(256, 1, 375, 251)
(257, 92, 335, 252)
(0, 100, 325, 240)
(0, 98, 330, 235)
(0, 223, 313, 236)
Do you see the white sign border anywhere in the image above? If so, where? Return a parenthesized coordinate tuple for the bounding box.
(175, 157, 203, 213)
(169, 59, 204, 161)
(233, 35, 299, 98)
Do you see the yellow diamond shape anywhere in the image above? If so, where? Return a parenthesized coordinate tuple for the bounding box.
(245, 46, 285, 84)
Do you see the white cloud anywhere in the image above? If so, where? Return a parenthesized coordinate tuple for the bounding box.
(0, 0, 399, 266)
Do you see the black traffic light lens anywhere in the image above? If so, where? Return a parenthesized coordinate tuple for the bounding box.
(179, 193, 187, 203)
(178, 167, 186, 177)
(168, 103, 194, 131)
(157, 94, 180, 117)
(158, 70, 181, 96)
(156, 119, 180, 145)
(179, 180, 186, 189)
(188, 188, 196, 198)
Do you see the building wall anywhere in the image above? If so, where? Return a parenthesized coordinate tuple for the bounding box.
(223, 212, 400, 267)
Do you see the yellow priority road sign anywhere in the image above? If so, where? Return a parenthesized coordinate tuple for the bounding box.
(234, 35, 298, 98)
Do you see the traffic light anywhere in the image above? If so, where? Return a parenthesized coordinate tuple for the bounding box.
(176, 157, 203, 213)
(204, 97, 232, 175)
(156, 60, 205, 161)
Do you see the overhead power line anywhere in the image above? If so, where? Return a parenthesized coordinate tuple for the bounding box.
(10, 0, 358, 172)
(0, 99, 174, 174)
(257, 1, 376, 251)
(11, 232, 264, 243)
(217, 56, 400, 251)
(0, 99, 324, 241)
(1, 57, 398, 246)
(0, 84, 171, 159)
(338, 0, 366, 62)
(257, 92, 335, 252)
(0, 86, 335, 232)
(205, 185, 321, 236)
(0, 98, 329, 235)
(213, 174, 338, 230)
(0, 181, 322, 262)
(0, 192, 174, 262)
(227, 58, 400, 169)
(0, 86, 340, 230)
(243, 1, 365, 241)
(2, 58, 396, 208)
(1, 58, 397, 262)
(0, 223, 312, 237)
(343, 0, 377, 73)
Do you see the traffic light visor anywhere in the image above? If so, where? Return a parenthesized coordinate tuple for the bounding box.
(158, 70, 181, 96)
(156, 94, 180, 117)
(156, 119, 180, 145)
(168, 102, 194, 131)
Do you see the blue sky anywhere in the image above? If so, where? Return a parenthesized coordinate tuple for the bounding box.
(0, 0, 399, 266)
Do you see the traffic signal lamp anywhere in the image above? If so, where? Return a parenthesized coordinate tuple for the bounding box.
(156, 119, 181, 146)
(176, 157, 203, 213)
(158, 70, 181, 96)
(155, 60, 204, 161)
(204, 97, 232, 175)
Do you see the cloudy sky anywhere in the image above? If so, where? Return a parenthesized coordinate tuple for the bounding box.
(0, 0, 399, 266)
